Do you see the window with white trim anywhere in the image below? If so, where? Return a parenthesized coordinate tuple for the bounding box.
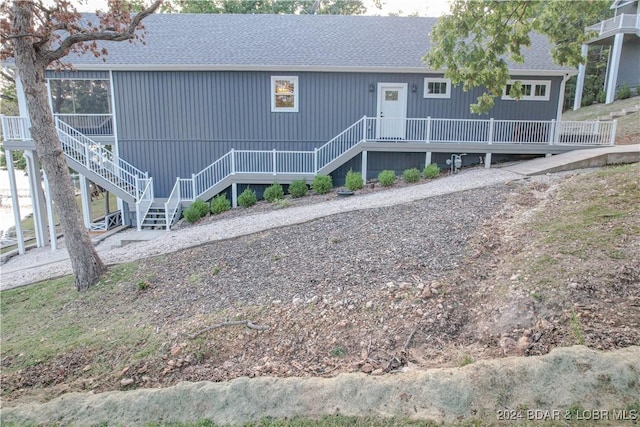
(271, 76, 299, 112)
(502, 80, 551, 101)
(423, 77, 451, 98)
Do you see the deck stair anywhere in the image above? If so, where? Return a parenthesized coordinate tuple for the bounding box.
(140, 204, 167, 230)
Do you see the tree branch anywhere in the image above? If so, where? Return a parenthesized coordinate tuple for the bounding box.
(43, 0, 162, 64)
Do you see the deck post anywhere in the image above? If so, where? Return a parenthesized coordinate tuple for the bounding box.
(426, 116, 431, 143)
(550, 120, 556, 145)
(425, 152, 432, 166)
(605, 33, 624, 104)
(273, 149, 277, 175)
(42, 171, 57, 251)
(230, 149, 236, 175)
(191, 174, 197, 200)
(314, 148, 319, 173)
(362, 115, 367, 141)
(231, 182, 238, 208)
(573, 44, 588, 110)
(361, 150, 368, 183)
(485, 118, 494, 169)
(78, 174, 92, 229)
(5, 149, 25, 255)
(610, 120, 618, 145)
(23, 150, 48, 247)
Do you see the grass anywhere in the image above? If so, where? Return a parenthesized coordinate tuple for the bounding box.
(0, 263, 164, 375)
(562, 95, 640, 139)
(515, 163, 639, 290)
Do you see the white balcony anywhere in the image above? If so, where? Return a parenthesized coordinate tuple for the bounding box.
(586, 13, 640, 39)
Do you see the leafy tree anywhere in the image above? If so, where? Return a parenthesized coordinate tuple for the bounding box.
(424, 0, 612, 113)
(0, 0, 161, 291)
(178, 0, 366, 15)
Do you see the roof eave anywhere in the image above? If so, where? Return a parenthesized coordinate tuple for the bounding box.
(49, 63, 576, 76)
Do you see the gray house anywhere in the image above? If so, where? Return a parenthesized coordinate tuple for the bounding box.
(574, 0, 640, 107)
(2, 14, 616, 253)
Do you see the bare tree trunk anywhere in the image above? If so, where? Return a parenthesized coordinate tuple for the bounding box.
(12, 4, 106, 291)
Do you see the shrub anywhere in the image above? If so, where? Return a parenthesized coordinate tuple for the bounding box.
(616, 83, 632, 100)
(288, 179, 308, 198)
(403, 167, 420, 183)
(581, 94, 594, 107)
(345, 169, 364, 191)
(273, 198, 291, 209)
(183, 205, 202, 223)
(423, 163, 440, 179)
(263, 182, 284, 203)
(378, 170, 396, 187)
(237, 187, 257, 207)
(596, 91, 606, 104)
(210, 194, 231, 215)
(191, 199, 209, 218)
(312, 174, 333, 194)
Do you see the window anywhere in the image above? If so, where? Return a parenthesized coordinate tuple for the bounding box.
(423, 77, 451, 99)
(271, 76, 299, 112)
(502, 80, 551, 101)
(48, 79, 112, 114)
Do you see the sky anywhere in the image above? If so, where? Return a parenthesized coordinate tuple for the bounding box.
(79, 0, 452, 16)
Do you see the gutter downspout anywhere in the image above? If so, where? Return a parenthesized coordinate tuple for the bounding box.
(557, 73, 571, 122)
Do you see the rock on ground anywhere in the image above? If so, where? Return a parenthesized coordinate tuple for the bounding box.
(2, 346, 639, 426)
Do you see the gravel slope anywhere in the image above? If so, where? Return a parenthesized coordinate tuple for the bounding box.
(0, 168, 522, 289)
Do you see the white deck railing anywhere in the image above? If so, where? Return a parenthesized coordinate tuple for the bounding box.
(1, 115, 31, 140)
(586, 13, 640, 36)
(53, 114, 113, 136)
(317, 116, 366, 170)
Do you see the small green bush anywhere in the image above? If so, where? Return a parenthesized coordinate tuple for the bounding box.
(423, 163, 441, 179)
(237, 187, 257, 207)
(312, 174, 333, 194)
(210, 194, 231, 215)
(378, 170, 396, 187)
(582, 94, 594, 107)
(273, 198, 292, 209)
(191, 199, 210, 218)
(596, 91, 606, 104)
(345, 169, 364, 191)
(616, 83, 632, 100)
(183, 205, 202, 223)
(263, 182, 284, 203)
(288, 179, 308, 198)
(403, 167, 420, 183)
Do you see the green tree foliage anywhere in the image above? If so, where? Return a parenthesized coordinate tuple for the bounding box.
(178, 0, 366, 15)
(424, 0, 612, 113)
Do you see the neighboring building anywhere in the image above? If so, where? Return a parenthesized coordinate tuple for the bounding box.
(574, 0, 640, 108)
(1, 14, 615, 254)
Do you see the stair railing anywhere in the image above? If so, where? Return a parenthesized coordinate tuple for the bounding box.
(55, 118, 146, 199)
(165, 178, 193, 230)
(316, 116, 366, 170)
(135, 177, 154, 231)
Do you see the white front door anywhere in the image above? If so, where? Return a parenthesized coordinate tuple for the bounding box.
(376, 83, 408, 139)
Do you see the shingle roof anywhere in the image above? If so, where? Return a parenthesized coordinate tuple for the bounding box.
(63, 13, 570, 73)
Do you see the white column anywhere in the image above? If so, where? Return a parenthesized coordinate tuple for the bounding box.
(42, 171, 57, 251)
(484, 153, 492, 169)
(605, 33, 624, 104)
(425, 152, 432, 166)
(5, 150, 25, 254)
(108, 71, 126, 221)
(78, 175, 92, 229)
(573, 44, 589, 111)
(23, 150, 48, 247)
(231, 183, 238, 208)
(15, 72, 29, 118)
(361, 150, 368, 183)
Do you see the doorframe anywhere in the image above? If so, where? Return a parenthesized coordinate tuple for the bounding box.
(376, 82, 408, 139)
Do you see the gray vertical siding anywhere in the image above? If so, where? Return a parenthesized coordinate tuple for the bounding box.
(111, 70, 564, 196)
(619, 39, 640, 88)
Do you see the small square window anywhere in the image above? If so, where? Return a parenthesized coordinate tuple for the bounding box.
(423, 78, 451, 98)
(271, 76, 298, 112)
(385, 90, 399, 101)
